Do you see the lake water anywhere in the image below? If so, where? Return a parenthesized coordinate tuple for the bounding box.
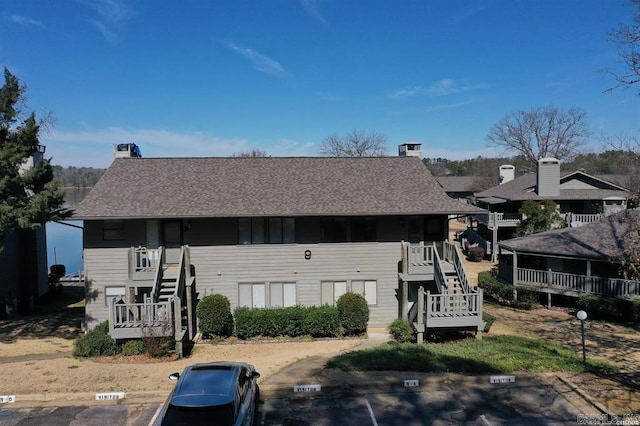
(46, 189, 90, 274)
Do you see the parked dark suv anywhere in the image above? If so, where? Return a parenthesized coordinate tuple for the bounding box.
(156, 361, 260, 426)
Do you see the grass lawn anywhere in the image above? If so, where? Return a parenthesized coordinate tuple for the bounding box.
(326, 335, 616, 374)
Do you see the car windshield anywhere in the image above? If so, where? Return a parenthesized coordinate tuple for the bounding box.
(176, 367, 235, 397)
(162, 403, 235, 426)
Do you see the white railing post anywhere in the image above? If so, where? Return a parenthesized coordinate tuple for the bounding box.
(416, 287, 425, 344)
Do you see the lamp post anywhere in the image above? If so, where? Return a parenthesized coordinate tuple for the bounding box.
(576, 310, 587, 363)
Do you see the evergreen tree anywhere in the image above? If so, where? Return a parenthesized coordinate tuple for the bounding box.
(515, 200, 566, 237)
(0, 68, 67, 251)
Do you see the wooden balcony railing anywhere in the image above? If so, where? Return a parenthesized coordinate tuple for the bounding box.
(109, 299, 173, 339)
(512, 267, 640, 299)
(413, 287, 484, 341)
(400, 241, 435, 275)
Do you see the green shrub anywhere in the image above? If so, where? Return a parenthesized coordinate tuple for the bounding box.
(121, 340, 145, 356)
(388, 319, 414, 343)
(234, 305, 340, 339)
(303, 306, 341, 337)
(142, 336, 173, 358)
(336, 293, 369, 335)
(94, 320, 110, 335)
(478, 272, 539, 310)
(576, 294, 638, 322)
(196, 294, 234, 338)
(73, 322, 118, 357)
(633, 300, 640, 322)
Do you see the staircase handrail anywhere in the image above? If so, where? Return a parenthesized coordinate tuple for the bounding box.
(151, 246, 165, 302)
(444, 241, 473, 294)
(432, 243, 448, 293)
(171, 245, 189, 338)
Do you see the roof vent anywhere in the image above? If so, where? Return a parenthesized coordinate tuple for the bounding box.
(114, 143, 142, 158)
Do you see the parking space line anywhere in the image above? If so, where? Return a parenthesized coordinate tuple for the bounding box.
(148, 404, 162, 426)
(363, 398, 378, 426)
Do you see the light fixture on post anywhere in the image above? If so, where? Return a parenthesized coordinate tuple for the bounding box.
(576, 310, 587, 363)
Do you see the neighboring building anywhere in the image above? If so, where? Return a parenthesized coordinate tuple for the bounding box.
(435, 176, 484, 204)
(496, 209, 640, 303)
(70, 145, 488, 346)
(398, 142, 422, 159)
(472, 158, 630, 259)
(0, 145, 50, 317)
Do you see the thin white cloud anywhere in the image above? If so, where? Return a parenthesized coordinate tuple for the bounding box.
(270, 139, 316, 156)
(76, 0, 132, 42)
(4, 13, 44, 27)
(225, 42, 289, 78)
(391, 79, 488, 98)
(89, 20, 116, 43)
(301, 0, 327, 25)
(43, 128, 249, 167)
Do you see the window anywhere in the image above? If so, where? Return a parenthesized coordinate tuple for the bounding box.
(105, 286, 126, 307)
(320, 218, 348, 242)
(239, 218, 295, 244)
(270, 283, 296, 307)
(321, 281, 347, 306)
(322, 280, 377, 306)
(103, 220, 124, 241)
(351, 280, 377, 305)
(238, 283, 266, 308)
(351, 218, 377, 242)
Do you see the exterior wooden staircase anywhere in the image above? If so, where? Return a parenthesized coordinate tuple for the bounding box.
(403, 240, 485, 342)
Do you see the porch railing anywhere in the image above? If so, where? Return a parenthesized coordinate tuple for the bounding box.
(564, 213, 603, 227)
(108, 299, 173, 338)
(400, 241, 435, 275)
(515, 267, 640, 299)
(414, 287, 484, 335)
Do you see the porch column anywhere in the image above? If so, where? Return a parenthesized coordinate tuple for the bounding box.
(586, 260, 592, 294)
(492, 225, 498, 263)
(401, 280, 408, 319)
(512, 250, 518, 286)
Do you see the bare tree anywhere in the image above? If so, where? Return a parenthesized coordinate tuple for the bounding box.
(606, 0, 640, 93)
(601, 134, 640, 195)
(318, 129, 388, 157)
(231, 149, 269, 157)
(486, 106, 590, 166)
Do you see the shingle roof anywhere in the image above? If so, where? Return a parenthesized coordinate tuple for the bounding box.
(499, 210, 640, 260)
(71, 156, 486, 219)
(435, 176, 483, 193)
(475, 171, 629, 202)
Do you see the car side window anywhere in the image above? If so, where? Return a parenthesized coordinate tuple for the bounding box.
(238, 368, 249, 402)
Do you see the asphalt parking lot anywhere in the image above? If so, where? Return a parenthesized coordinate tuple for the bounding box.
(0, 376, 598, 426)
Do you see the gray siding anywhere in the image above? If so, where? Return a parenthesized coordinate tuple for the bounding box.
(82, 214, 450, 329)
(83, 247, 130, 330)
(189, 242, 399, 327)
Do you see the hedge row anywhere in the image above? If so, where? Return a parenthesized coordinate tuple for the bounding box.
(477, 271, 539, 310)
(234, 305, 341, 339)
(73, 321, 172, 358)
(576, 294, 640, 323)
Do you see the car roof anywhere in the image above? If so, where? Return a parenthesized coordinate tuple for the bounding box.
(170, 362, 249, 408)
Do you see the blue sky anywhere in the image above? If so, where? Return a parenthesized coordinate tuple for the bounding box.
(1, 0, 638, 168)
